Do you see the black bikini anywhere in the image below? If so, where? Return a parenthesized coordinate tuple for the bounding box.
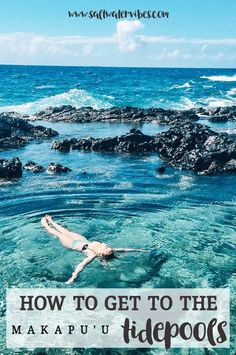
(82, 244, 88, 251)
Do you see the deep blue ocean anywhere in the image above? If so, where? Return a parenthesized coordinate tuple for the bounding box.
(0, 66, 235, 354)
(0, 66, 236, 112)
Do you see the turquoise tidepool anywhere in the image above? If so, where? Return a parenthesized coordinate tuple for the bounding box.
(0, 65, 235, 354)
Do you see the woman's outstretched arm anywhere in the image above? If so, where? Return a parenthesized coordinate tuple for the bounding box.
(45, 215, 87, 241)
(113, 248, 149, 253)
(66, 256, 96, 284)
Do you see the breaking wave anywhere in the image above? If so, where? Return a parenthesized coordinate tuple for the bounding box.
(174, 96, 235, 110)
(168, 81, 192, 90)
(227, 88, 236, 96)
(174, 97, 196, 110)
(0, 89, 113, 115)
(201, 74, 236, 82)
(201, 96, 235, 107)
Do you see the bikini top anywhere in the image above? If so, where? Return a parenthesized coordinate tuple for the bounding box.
(82, 244, 88, 251)
(82, 242, 110, 257)
(72, 240, 111, 258)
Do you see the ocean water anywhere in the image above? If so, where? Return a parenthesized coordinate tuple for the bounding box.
(0, 66, 235, 354)
(0, 66, 236, 113)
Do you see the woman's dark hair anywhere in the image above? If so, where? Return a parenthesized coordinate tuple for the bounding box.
(100, 252, 117, 262)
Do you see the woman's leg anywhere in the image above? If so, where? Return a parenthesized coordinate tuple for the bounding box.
(41, 217, 74, 249)
(45, 215, 87, 242)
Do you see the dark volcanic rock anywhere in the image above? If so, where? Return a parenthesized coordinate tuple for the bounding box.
(34, 105, 78, 122)
(32, 105, 236, 124)
(0, 112, 58, 150)
(52, 129, 157, 154)
(51, 139, 71, 152)
(46, 163, 72, 174)
(23, 161, 45, 173)
(155, 122, 236, 175)
(195, 106, 236, 122)
(33, 105, 199, 124)
(52, 124, 236, 175)
(0, 157, 22, 179)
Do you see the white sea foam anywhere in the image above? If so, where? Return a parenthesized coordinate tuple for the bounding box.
(173, 93, 236, 110)
(218, 128, 236, 135)
(174, 97, 197, 110)
(202, 96, 234, 107)
(0, 88, 113, 114)
(35, 85, 56, 89)
(169, 81, 192, 90)
(178, 176, 194, 190)
(203, 85, 213, 88)
(201, 74, 236, 82)
(227, 88, 236, 96)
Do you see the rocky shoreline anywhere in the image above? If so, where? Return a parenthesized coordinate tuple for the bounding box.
(0, 157, 22, 179)
(0, 112, 58, 150)
(0, 159, 72, 179)
(52, 123, 236, 175)
(32, 105, 236, 124)
(0, 106, 235, 179)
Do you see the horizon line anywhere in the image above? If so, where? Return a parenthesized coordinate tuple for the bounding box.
(0, 64, 236, 70)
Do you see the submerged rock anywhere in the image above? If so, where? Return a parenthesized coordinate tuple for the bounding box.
(148, 249, 168, 274)
(0, 112, 58, 150)
(155, 166, 166, 174)
(0, 157, 22, 179)
(46, 163, 72, 174)
(52, 123, 236, 175)
(23, 161, 45, 173)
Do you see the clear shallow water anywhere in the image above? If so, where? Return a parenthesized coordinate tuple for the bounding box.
(0, 121, 236, 354)
(0, 66, 235, 354)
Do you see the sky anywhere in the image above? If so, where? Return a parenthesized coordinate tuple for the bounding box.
(0, 0, 235, 68)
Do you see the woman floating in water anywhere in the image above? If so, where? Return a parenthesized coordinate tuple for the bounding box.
(41, 215, 148, 284)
